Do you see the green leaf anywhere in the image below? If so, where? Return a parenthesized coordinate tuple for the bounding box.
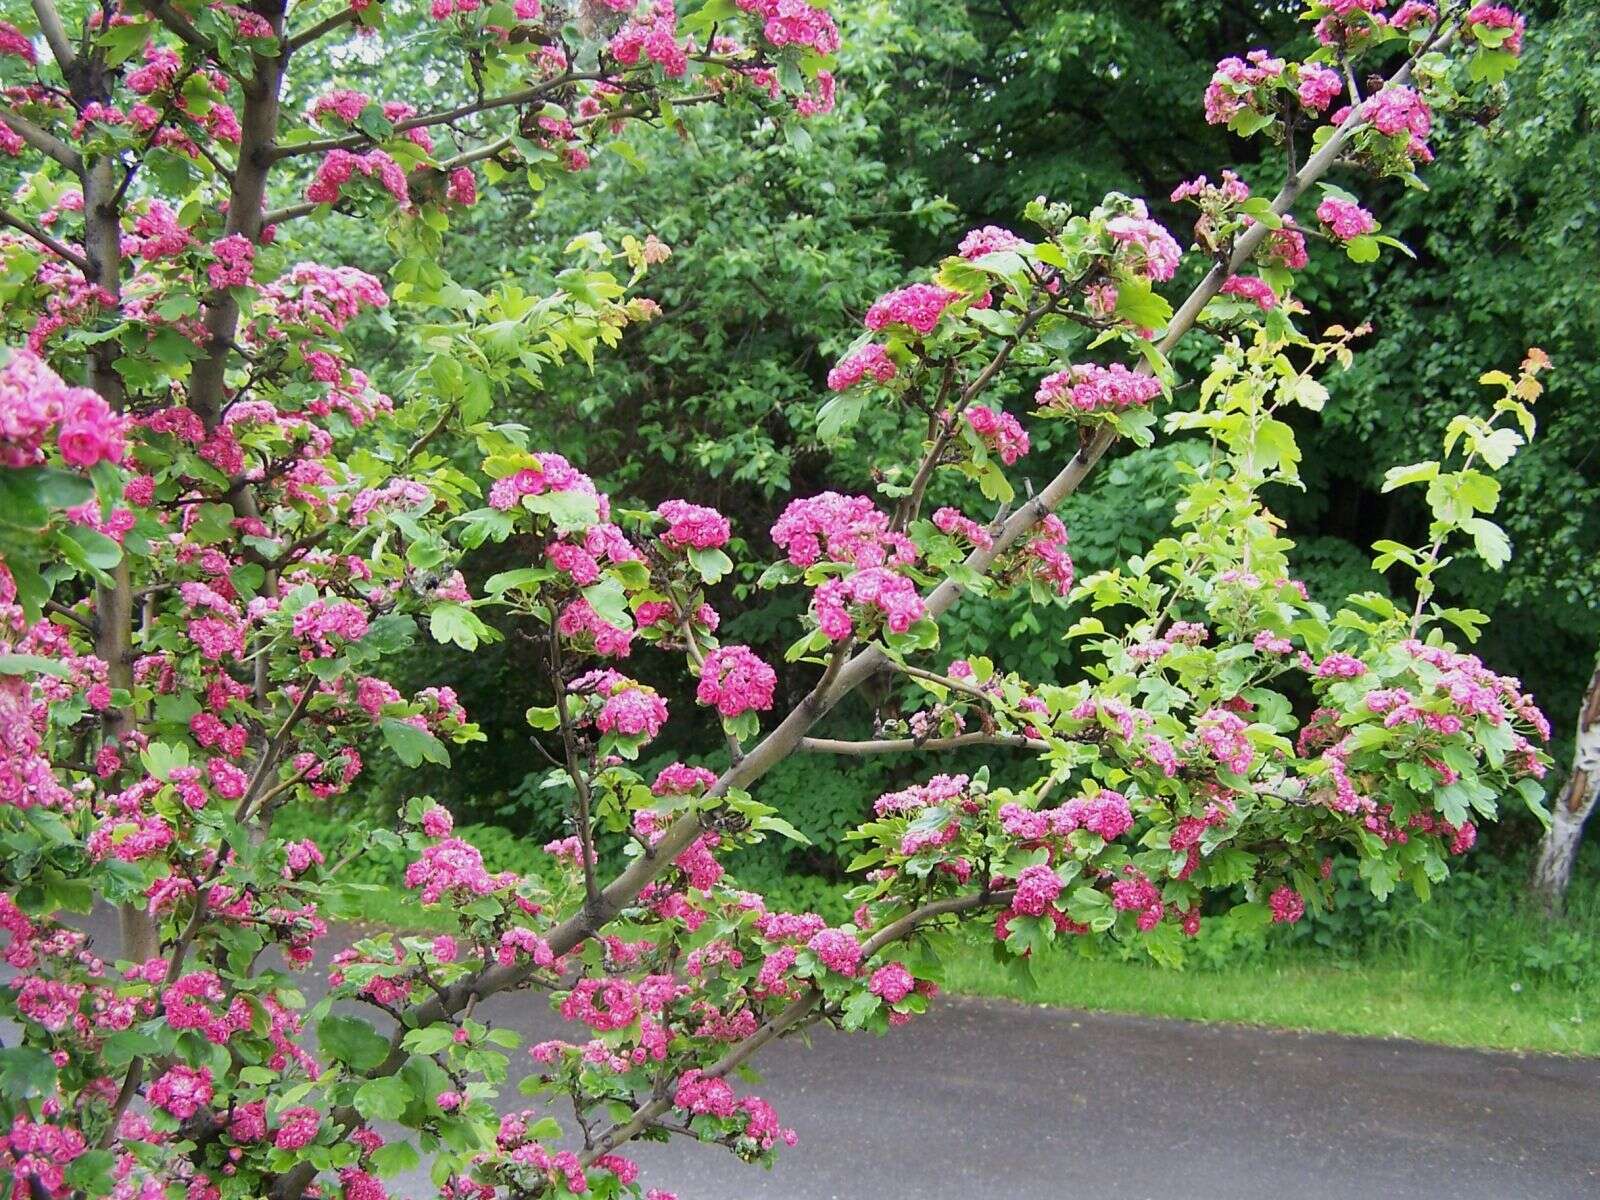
(429, 603, 488, 651)
(687, 546, 734, 585)
(840, 990, 882, 1030)
(522, 488, 599, 533)
(581, 577, 631, 631)
(370, 1142, 421, 1178)
(753, 814, 812, 845)
(1462, 517, 1511, 569)
(354, 1075, 412, 1122)
(380, 718, 450, 768)
(1344, 235, 1380, 263)
(64, 1150, 117, 1193)
(1381, 461, 1438, 492)
(1113, 276, 1173, 330)
(816, 392, 868, 441)
(0, 1046, 57, 1099)
(319, 1014, 392, 1071)
(0, 652, 73, 679)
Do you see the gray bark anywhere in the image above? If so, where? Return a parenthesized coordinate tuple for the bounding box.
(1531, 655, 1600, 913)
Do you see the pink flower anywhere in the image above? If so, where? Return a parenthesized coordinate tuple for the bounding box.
(868, 962, 915, 1004)
(1, 350, 128, 469)
(1297, 63, 1343, 112)
(771, 493, 915, 570)
(148, 1065, 214, 1120)
(1316, 197, 1376, 240)
(806, 928, 862, 976)
(1219, 274, 1277, 310)
(826, 343, 897, 391)
(963, 404, 1029, 464)
(864, 283, 963, 335)
(933, 507, 993, 551)
(1269, 886, 1305, 924)
(1035, 363, 1161, 415)
(1011, 865, 1063, 917)
(446, 167, 477, 206)
(0, 20, 38, 63)
(1105, 207, 1183, 282)
(696, 645, 776, 717)
(812, 568, 925, 642)
(1203, 50, 1285, 126)
(656, 498, 731, 550)
(957, 225, 1025, 258)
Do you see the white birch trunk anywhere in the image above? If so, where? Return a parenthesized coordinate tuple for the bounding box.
(1530, 655, 1600, 913)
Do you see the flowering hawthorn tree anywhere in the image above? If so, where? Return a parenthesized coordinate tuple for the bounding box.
(0, 0, 1556, 1197)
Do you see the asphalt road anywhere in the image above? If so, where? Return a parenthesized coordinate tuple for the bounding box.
(32, 910, 1600, 1199)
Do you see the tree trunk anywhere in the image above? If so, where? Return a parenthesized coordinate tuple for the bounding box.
(1531, 654, 1600, 914)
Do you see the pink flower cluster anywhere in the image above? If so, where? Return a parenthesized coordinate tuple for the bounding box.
(933, 507, 993, 551)
(864, 283, 962, 335)
(957, 225, 1025, 259)
(0, 1115, 88, 1198)
(814, 568, 926, 641)
(736, 0, 840, 54)
(306, 148, 409, 207)
(1, 349, 128, 469)
(575, 669, 670, 740)
(291, 597, 369, 657)
(826, 343, 897, 391)
(656, 498, 731, 549)
(999, 790, 1134, 843)
(610, 2, 688, 78)
(403, 837, 517, 904)
(446, 167, 477, 206)
(963, 404, 1029, 464)
(695, 645, 776, 718)
(1110, 871, 1165, 931)
(1036, 362, 1162, 415)
(1196, 708, 1253, 775)
(0, 20, 37, 64)
(1316, 197, 1376, 240)
(868, 961, 915, 1004)
(148, 1064, 214, 1119)
(1297, 63, 1344, 112)
(206, 233, 255, 290)
(771, 492, 915, 569)
(1203, 50, 1285, 125)
(1105, 204, 1183, 282)
(806, 927, 862, 975)
(1023, 514, 1074, 595)
(1220, 274, 1277, 310)
(1011, 864, 1064, 917)
(1362, 85, 1433, 155)
(488, 452, 608, 517)
(1269, 886, 1305, 924)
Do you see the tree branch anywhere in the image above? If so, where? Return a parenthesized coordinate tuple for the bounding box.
(798, 732, 1046, 755)
(137, 0, 214, 53)
(0, 207, 88, 270)
(266, 76, 606, 162)
(286, 5, 358, 52)
(580, 888, 1012, 1164)
(29, 0, 76, 71)
(0, 106, 83, 171)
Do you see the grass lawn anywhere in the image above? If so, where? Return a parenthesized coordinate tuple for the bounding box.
(332, 880, 1597, 1058)
(940, 940, 1595, 1056)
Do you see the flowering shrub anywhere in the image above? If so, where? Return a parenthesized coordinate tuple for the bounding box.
(0, 2, 1553, 1199)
